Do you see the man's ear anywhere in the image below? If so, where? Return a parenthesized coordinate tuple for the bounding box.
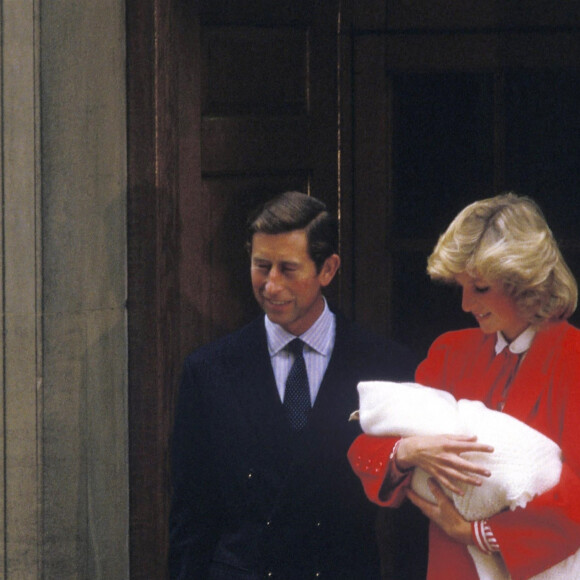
(319, 254, 341, 287)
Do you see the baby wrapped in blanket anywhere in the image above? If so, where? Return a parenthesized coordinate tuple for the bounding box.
(353, 381, 580, 580)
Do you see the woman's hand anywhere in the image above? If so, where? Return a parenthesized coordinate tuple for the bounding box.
(396, 434, 493, 495)
(407, 478, 473, 545)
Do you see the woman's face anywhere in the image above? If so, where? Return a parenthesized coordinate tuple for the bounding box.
(455, 272, 529, 342)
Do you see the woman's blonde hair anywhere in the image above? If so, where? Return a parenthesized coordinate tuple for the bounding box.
(428, 192, 577, 324)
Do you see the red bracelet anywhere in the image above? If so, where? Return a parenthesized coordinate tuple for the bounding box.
(472, 519, 500, 554)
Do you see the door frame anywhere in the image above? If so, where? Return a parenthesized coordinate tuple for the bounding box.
(126, 0, 181, 577)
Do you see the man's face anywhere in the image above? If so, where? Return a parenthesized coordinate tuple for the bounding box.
(250, 230, 339, 336)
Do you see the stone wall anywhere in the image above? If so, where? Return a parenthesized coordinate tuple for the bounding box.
(1, 0, 129, 577)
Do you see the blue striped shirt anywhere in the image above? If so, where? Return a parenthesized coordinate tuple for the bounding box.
(264, 299, 336, 404)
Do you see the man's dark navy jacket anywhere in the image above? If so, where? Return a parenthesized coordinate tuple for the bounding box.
(169, 313, 428, 579)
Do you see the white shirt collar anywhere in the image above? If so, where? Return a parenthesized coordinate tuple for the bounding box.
(265, 298, 335, 357)
(495, 326, 536, 355)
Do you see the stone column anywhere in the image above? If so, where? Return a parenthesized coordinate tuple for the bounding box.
(1, 0, 129, 577)
(1, 0, 42, 576)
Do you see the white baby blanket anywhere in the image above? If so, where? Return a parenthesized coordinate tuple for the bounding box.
(354, 380, 579, 580)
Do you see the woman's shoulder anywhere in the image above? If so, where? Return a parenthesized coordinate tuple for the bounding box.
(429, 327, 488, 351)
(536, 320, 580, 355)
(416, 327, 491, 388)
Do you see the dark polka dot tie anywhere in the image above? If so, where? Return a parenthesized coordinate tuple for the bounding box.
(284, 338, 311, 430)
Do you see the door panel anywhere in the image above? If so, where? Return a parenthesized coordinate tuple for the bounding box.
(178, 0, 345, 356)
(127, 1, 345, 578)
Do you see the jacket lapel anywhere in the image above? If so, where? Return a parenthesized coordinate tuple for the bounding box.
(309, 319, 355, 424)
(292, 317, 363, 463)
(223, 318, 293, 454)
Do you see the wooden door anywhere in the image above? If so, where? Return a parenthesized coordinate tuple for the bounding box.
(176, 0, 352, 355)
(127, 1, 351, 577)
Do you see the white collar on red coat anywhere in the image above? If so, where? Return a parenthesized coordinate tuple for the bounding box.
(495, 326, 536, 355)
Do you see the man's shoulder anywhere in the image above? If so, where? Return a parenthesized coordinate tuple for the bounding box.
(184, 316, 265, 366)
(335, 312, 412, 350)
(333, 314, 420, 378)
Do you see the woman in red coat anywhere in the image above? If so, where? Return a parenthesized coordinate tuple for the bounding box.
(349, 193, 580, 579)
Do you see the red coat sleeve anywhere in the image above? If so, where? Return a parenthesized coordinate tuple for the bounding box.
(347, 435, 411, 507)
(491, 464, 580, 580)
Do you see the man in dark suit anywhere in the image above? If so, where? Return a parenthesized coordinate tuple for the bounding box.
(169, 191, 427, 579)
